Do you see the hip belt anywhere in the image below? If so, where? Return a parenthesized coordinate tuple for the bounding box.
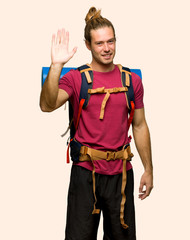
(79, 144, 134, 229)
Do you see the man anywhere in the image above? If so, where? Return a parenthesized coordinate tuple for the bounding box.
(40, 7, 153, 240)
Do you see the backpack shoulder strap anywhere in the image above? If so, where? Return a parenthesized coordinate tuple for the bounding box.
(78, 64, 93, 108)
(117, 64, 135, 131)
(64, 64, 93, 140)
(66, 65, 92, 161)
(117, 64, 135, 113)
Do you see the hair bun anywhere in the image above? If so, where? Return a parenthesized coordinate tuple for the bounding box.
(85, 7, 101, 23)
(84, 6, 115, 42)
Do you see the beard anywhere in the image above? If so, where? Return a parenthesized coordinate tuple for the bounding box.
(91, 51, 115, 66)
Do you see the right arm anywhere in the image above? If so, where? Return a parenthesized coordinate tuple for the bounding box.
(39, 29, 77, 112)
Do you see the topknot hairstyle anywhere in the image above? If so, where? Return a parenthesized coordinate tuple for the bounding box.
(85, 7, 101, 23)
(84, 7, 116, 43)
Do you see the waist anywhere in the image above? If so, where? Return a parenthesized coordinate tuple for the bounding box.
(73, 160, 133, 175)
(79, 144, 133, 161)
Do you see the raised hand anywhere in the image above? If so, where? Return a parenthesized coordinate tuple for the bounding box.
(51, 28, 77, 66)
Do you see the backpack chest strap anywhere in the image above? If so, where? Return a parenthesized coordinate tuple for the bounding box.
(88, 87, 128, 120)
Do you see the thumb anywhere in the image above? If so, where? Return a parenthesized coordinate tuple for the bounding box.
(69, 47, 77, 58)
(139, 180, 144, 193)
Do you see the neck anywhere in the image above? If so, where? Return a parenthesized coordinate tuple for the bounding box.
(90, 61, 115, 72)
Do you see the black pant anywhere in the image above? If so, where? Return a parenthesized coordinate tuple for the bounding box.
(65, 165, 136, 240)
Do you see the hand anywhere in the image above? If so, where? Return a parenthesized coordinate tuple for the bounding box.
(139, 171, 153, 200)
(51, 28, 77, 66)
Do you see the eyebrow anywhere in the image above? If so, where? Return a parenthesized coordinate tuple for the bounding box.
(95, 38, 116, 44)
(108, 38, 116, 41)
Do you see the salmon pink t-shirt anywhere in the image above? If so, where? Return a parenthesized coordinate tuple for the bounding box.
(59, 65, 144, 175)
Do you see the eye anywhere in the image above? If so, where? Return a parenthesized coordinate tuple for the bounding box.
(108, 39, 114, 44)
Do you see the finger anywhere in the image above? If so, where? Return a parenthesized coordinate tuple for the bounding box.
(142, 193, 149, 200)
(65, 31, 69, 47)
(139, 185, 153, 200)
(146, 185, 153, 196)
(52, 34, 56, 46)
(138, 190, 146, 196)
(68, 47, 77, 59)
(139, 190, 148, 200)
(56, 29, 61, 45)
(139, 182, 144, 193)
(61, 28, 65, 44)
(138, 192, 145, 200)
(56, 30, 58, 45)
(72, 46, 77, 55)
(141, 192, 149, 200)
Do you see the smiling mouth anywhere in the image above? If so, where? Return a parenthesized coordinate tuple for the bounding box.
(102, 53, 112, 58)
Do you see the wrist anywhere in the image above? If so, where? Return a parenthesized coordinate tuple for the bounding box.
(144, 167, 153, 174)
(51, 62, 64, 69)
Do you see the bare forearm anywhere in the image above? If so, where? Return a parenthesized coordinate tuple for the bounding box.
(132, 121, 153, 173)
(132, 108, 153, 199)
(40, 63, 63, 110)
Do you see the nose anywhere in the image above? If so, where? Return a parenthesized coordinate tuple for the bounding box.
(103, 43, 110, 52)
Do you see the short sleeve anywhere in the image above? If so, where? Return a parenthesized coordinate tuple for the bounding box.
(58, 70, 75, 98)
(131, 72, 144, 109)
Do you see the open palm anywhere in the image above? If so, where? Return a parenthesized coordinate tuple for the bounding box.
(51, 28, 77, 65)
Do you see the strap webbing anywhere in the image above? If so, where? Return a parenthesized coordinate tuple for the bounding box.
(84, 71, 92, 84)
(75, 99, 85, 130)
(100, 92, 110, 119)
(91, 159, 101, 214)
(127, 101, 135, 131)
(79, 145, 134, 228)
(66, 99, 85, 164)
(120, 158, 128, 229)
(66, 138, 73, 164)
(88, 87, 128, 120)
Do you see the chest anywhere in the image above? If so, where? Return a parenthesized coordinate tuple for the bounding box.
(86, 73, 128, 118)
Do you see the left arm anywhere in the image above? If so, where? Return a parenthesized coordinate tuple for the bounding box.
(132, 107, 153, 200)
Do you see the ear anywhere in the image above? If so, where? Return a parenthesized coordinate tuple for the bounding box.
(85, 40, 91, 51)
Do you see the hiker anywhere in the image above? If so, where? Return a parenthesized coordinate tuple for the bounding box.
(40, 7, 153, 240)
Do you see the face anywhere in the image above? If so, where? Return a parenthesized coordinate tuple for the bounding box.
(86, 26, 116, 67)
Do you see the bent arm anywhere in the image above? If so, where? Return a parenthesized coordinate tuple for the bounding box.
(132, 108, 153, 199)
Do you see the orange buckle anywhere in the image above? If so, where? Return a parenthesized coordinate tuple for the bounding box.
(106, 151, 116, 161)
(81, 146, 88, 155)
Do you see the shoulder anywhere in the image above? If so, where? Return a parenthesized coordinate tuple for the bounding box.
(59, 68, 82, 86)
(130, 71, 144, 108)
(131, 71, 142, 84)
(58, 68, 82, 98)
(61, 68, 81, 80)
(118, 65, 143, 88)
(131, 71, 143, 91)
